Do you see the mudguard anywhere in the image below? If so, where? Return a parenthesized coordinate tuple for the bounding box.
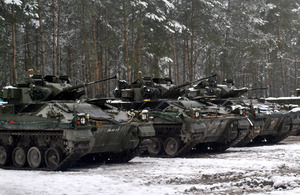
(138, 124, 155, 137)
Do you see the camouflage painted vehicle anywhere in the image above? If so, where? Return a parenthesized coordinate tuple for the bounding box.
(82, 98, 155, 163)
(0, 73, 154, 170)
(110, 74, 252, 156)
(261, 97, 300, 136)
(186, 78, 295, 145)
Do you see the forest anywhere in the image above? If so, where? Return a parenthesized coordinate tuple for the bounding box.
(1, 0, 300, 98)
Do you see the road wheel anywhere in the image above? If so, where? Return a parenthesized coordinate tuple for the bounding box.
(12, 147, 27, 168)
(27, 147, 44, 168)
(0, 146, 11, 166)
(147, 138, 163, 155)
(164, 137, 180, 156)
(45, 147, 62, 169)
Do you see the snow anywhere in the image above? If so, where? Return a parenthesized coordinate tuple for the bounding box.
(159, 57, 173, 64)
(266, 97, 300, 100)
(4, 0, 22, 6)
(252, 18, 268, 26)
(167, 20, 186, 33)
(4, 86, 16, 89)
(1, 137, 300, 194)
(290, 108, 300, 113)
(145, 13, 166, 22)
(131, 1, 148, 8)
(267, 3, 276, 10)
(162, 0, 175, 10)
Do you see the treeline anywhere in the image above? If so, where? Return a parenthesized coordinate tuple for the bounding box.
(1, 0, 300, 97)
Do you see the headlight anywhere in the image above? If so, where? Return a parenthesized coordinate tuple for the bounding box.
(80, 117, 86, 124)
(76, 113, 88, 125)
(239, 109, 243, 115)
(192, 108, 201, 118)
(238, 109, 246, 116)
(141, 110, 149, 121)
(142, 114, 148, 120)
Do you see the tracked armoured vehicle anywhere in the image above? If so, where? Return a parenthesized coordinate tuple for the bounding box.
(186, 78, 295, 145)
(110, 74, 252, 156)
(261, 96, 300, 136)
(81, 98, 155, 163)
(0, 73, 154, 170)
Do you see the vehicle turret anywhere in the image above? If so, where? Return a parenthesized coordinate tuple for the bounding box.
(2, 75, 116, 105)
(187, 78, 266, 100)
(114, 74, 216, 101)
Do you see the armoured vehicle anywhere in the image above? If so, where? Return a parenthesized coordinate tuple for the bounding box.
(81, 98, 155, 163)
(0, 73, 154, 170)
(261, 97, 300, 136)
(110, 74, 252, 156)
(186, 78, 296, 145)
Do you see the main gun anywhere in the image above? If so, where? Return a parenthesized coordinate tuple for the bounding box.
(161, 74, 217, 98)
(63, 75, 117, 92)
(221, 86, 267, 98)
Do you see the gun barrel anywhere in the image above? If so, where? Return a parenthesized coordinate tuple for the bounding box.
(86, 75, 117, 85)
(162, 74, 217, 98)
(191, 74, 217, 85)
(249, 87, 268, 91)
(170, 82, 190, 91)
(63, 75, 117, 91)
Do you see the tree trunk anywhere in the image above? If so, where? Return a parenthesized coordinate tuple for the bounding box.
(221, 0, 231, 81)
(81, 0, 90, 96)
(186, 34, 191, 82)
(25, 28, 32, 71)
(123, 0, 129, 82)
(12, 4, 17, 84)
(136, 9, 142, 76)
(172, 33, 178, 85)
(190, 0, 195, 81)
(152, 58, 159, 77)
(170, 9, 178, 84)
(276, 14, 286, 96)
(183, 33, 187, 83)
(269, 69, 273, 97)
(136, 30, 141, 76)
(52, 0, 57, 75)
(35, 30, 39, 69)
(67, 46, 71, 78)
(96, 6, 104, 95)
(105, 5, 110, 95)
(131, 6, 136, 80)
(57, 0, 61, 75)
(295, 57, 298, 91)
(37, 0, 46, 76)
(225, 0, 231, 49)
(92, 3, 99, 94)
(99, 47, 104, 95)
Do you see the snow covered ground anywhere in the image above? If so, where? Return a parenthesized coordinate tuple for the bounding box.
(1, 137, 300, 195)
